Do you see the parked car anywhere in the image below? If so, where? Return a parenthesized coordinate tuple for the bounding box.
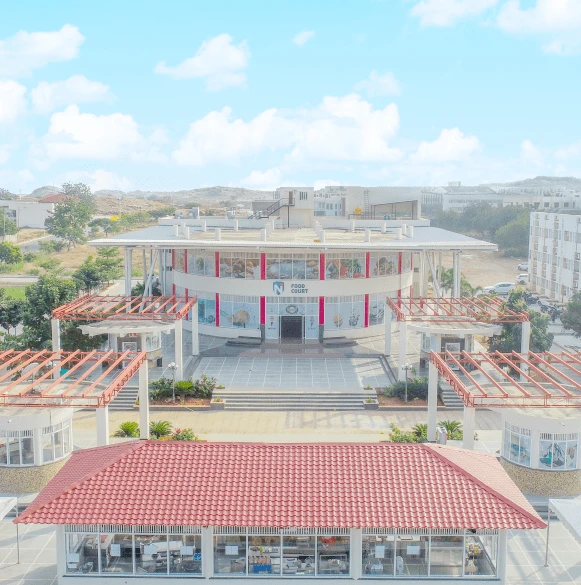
(482, 282, 516, 295)
(516, 273, 528, 285)
(517, 262, 528, 271)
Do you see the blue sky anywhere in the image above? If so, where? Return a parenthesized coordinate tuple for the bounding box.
(1, 0, 581, 193)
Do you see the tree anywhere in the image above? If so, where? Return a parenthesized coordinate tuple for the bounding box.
(149, 420, 173, 439)
(561, 292, 581, 338)
(95, 248, 123, 283)
(0, 241, 23, 264)
(494, 214, 530, 257)
(436, 268, 481, 297)
(0, 209, 19, 237)
(488, 290, 553, 353)
(61, 182, 95, 211)
(0, 298, 23, 334)
(45, 196, 93, 250)
(72, 256, 103, 294)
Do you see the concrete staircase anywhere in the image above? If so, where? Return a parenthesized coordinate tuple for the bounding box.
(439, 382, 464, 409)
(109, 385, 139, 410)
(215, 390, 376, 411)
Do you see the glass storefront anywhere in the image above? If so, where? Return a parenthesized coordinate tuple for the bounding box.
(266, 297, 319, 339)
(325, 296, 365, 330)
(0, 431, 34, 466)
(266, 253, 320, 280)
(369, 253, 398, 277)
(187, 251, 215, 277)
(220, 295, 260, 330)
(325, 253, 366, 280)
(538, 432, 578, 470)
(503, 423, 532, 467)
(219, 253, 260, 279)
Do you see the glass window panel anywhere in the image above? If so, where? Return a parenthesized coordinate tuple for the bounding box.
(539, 440, 554, 469)
(135, 534, 168, 574)
(554, 441, 567, 469)
(266, 256, 279, 279)
(21, 437, 34, 465)
(325, 302, 341, 330)
(279, 257, 293, 279)
(306, 257, 319, 280)
(246, 257, 261, 280)
(567, 440, 578, 469)
(0, 439, 7, 465)
(282, 535, 315, 575)
(66, 533, 99, 574)
(466, 534, 497, 576)
(192, 254, 205, 275)
(396, 535, 428, 576)
(169, 534, 201, 574)
(352, 256, 365, 279)
(292, 257, 306, 279)
(326, 259, 340, 279)
(519, 435, 531, 467)
(220, 255, 233, 278)
(42, 433, 54, 463)
(214, 535, 246, 575)
(8, 438, 20, 465)
(429, 535, 463, 577)
(54, 430, 64, 459)
(175, 250, 185, 272)
(362, 535, 394, 576)
(249, 535, 281, 576)
(340, 258, 353, 279)
(205, 253, 216, 277)
(317, 535, 350, 575)
(101, 534, 133, 574)
(231, 256, 247, 278)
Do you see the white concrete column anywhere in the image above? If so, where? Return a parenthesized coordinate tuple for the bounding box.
(191, 309, 199, 356)
(428, 361, 438, 442)
(463, 406, 476, 450)
(140, 332, 147, 354)
(175, 318, 184, 381)
(350, 529, 363, 579)
(139, 362, 150, 440)
(109, 333, 118, 352)
(384, 309, 392, 356)
(33, 428, 43, 465)
(96, 406, 109, 446)
(124, 248, 133, 295)
(51, 318, 60, 352)
(497, 530, 508, 584)
(418, 251, 426, 297)
(520, 320, 531, 381)
(201, 527, 213, 577)
(452, 252, 460, 297)
(398, 320, 408, 381)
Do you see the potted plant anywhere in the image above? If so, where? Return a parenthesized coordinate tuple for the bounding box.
(210, 396, 225, 410)
(363, 397, 379, 410)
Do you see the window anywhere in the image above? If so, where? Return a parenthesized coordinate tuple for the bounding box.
(299, 191, 308, 201)
(174, 249, 186, 273)
(134, 533, 168, 574)
(317, 535, 349, 575)
(325, 253, 365, 279)
(219, 295, 260, 330)
(503, 423, 531, 467)
(396, 535, 428, 576)
(101, 533, 133, 574)
(429, 535, 463, 576)
(325, 296, 365, 330)
(369, 253, 398, 277)
(190, 291, 216, 326)
(369, 293, 390, 326)
(42, 422, 72, 464)
(187, 251, 215, 276)
(0, 431, 34, 466)
(266, 253, 319, 280)
(214, 534, 247, 575)
(539, 432, 578, 470)
(219, 252, 260, 279)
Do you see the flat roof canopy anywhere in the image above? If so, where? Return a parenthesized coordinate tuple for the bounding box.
(80, 319, 175, 337)
(430, 350, 581, 408)
(388, 296, 529, 323)
(52, 294, 196, 322)
(409, 321, 503, 336)
(0, 350, 146, 408)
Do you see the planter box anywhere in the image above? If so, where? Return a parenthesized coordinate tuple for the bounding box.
(363, 399, 379, 410)
(210, 399, 225, 410)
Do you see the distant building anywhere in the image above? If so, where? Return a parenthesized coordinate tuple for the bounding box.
(0, 193, 65, 229)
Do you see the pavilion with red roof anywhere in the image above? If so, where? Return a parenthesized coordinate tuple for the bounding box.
(16, 440, 544, 582)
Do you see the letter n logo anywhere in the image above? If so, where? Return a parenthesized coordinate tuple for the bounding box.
(273, 281, 284, 295)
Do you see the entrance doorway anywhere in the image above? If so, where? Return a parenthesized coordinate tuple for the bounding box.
(280, 316, 304, 340)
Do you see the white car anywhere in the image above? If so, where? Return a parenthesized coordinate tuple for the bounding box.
(516, 274, 528, 285)
(517, 262, 528, 271)
(483, 282, 516, 295)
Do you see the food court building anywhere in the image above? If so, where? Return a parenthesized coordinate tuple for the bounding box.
(15, 441, 544, 583)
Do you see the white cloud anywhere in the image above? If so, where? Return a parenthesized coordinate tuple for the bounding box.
(293, 31, 315, 46)
(0, 24, 84, 78)
(497, 0, 581, 54)
(520, 139, 542, 165)
(556, 140, 581, 160)
(64, 169, 133, 192)
(0, 80, 27, 123)
(314, 179, 341, 191)
(154, 34, 249, 90)
(411, 0, 499, 27)
(30, 75, 111, 114)
(0, 146, 11, 164)
(172, 94, 402, 166)
(354, 71, 401, 97)
(35, 105, 166, 162)
(241, 168, 283, 190)
(410, 127, 480, 163)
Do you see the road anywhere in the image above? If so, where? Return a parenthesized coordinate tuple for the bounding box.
(17, 234, 55, 253)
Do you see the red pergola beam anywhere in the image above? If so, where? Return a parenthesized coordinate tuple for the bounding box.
(52, 294, 197, 321)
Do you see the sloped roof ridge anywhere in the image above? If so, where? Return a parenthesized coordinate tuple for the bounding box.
(422, 444, 544, 528)
(16, 441, 145, 524)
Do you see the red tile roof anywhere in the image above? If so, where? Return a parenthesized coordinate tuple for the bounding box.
(38, 193, 68, 204)
(16, 442, 544, 530)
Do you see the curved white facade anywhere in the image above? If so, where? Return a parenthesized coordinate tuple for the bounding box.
(170, 248, 414, 340)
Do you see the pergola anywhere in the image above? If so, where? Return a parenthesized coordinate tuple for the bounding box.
(51, 294, 199, 381)
(384, 296, 531, 382)
(0, 349, 151, 444)
(426, 349, 581, 449)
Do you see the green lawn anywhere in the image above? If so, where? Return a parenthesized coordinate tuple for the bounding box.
(2, 286, 26, 300)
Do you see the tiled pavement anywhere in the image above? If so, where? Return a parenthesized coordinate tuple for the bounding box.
(2, 520, 581, 585)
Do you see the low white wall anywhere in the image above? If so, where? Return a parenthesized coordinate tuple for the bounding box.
(318, 218, 430, 230)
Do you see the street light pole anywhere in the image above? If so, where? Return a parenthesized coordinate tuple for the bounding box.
(401, 362, 412, 403)
(168, 361, 179, 403)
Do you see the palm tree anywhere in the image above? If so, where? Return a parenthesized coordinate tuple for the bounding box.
(149, 420, 173, 439)
(113, 421, 140, 438)
(441, 420, 463, 440)
(412, 423, 427, 441)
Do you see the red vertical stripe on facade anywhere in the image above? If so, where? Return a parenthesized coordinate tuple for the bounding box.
(172, 250, 175, 270)
(398, 252, 402, 274)
(320, 253, 325, 280)
(185, 289, 189, 321)
(260, 253, 266, 280)
(397, 288, 402, 300)
(365, 252, 370, 278)
(215, 293, 220, 327)
(364, 294, 369, 327)
(184, 250, 188, 273)
(260, 297, 266, 325)
(319, 297, 325, 325)
(172, 284, 176, 296)
(215, 252, 220, 277)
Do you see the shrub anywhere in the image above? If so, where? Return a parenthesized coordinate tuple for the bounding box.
(113, 421, 140, 438)
(171, 428, 199, 441)
(440, 420, 463, 440)
(175, 380, 194, 394)
(384, 377, 442, 402)
(149, 378, 173, 400)
(149, 375, 216, 400)
(388, 424, 419, 443)
(149, 420, 173, 438)
(412, 423, 428, 441)
(192, 374, 216, 398)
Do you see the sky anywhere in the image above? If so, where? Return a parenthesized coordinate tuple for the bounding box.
(1, 0, 581, 194)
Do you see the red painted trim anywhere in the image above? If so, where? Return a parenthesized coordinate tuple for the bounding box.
(364, 294, 369, 327)
(319, 297, 325, 325)
(410, 252, 413, 272)
(172, 284, 176, 296)
(260, 296, 266, 325)
(398, 252, 402, 275)
(320, 253, 325, 280)
(260, 253, 266, 280)
(184, 250, 188, 274)
(397, 288, 402, 300)
(215, 293, 220, 327)
(215, 251, 220, 277)
(365, 252, 370, 278)
(172, 250, 175, 270)
(185, 289, 189, 320)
